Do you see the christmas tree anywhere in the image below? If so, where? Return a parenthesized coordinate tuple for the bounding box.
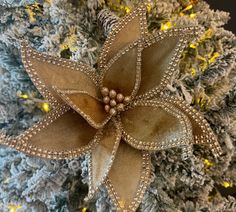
(0, 0, 235, 211)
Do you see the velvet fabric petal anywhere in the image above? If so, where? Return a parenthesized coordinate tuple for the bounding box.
(101, 40, 142, 98)
(98, 3, 147, 69)
(161, 96, 223, 157)
(3, 105, 100, 159)
(121, 99, 193, 151)
(54, 89, 111, 129)
(87, 119, 122, 198)
(136, 27, 198, 99)
(20, 41, 98, 108)
(105, 140, 151, 211)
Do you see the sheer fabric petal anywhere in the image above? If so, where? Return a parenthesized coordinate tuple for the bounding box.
(87, 119, 122, 198)
(3, 105, 100, 159)
(121, 100, 193, 151)
(105, 140, 151, 211)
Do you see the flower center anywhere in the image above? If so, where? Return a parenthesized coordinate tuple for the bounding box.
(101, 87, 131, 116)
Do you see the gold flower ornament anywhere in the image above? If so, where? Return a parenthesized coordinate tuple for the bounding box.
(1, 3, 223, 211)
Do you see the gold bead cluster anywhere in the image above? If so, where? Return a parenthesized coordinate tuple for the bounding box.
(101, 87, 131, 116)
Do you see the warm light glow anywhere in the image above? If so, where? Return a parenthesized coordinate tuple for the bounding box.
(82, 208, 87, 212)
(146, 3, 152, 13)
(203, 159, 214, 168)
(124, 6, 131, 14)
(189, 13, 196, 18)
(160, 22, 173, 31)
(17, 92, 29, 99)
(191, 67, 196, 77)
(209, 52, 220, 64)
(21, 94, 29, 99)
(189, 43, 198, 49)
(182, 4, 193, 12)
(8, 204, 22, 212)
(41, 102, 50, 113)
(222, 181, 233, 188)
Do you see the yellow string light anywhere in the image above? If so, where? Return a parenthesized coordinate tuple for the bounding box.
(19, 94, 29, 99)
(189, 13, 196, 18)
(178, 4, 195, 18)
(191, 67, 196, 77)
(222, 181, 233, 188)
(8, 204, 22, 212)
(41, 102, 50, 113)
(203, 159, 214, 168)
(146, 3, 152, 14)
(17, 91, 29, 99)
(160, 21, 174, 31)
(118, 5, 131, 14)
(182, 4, 193, 12)
(209, 52, 220, 64)
(189, 43, 198, 49)
(124, 6, 131, 14)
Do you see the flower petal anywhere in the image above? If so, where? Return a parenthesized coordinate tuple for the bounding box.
(105, 141, 151, 211)
(136, 27, 198, 99)
(101, 40, 142, 97)
(161, 95, 223, 157)
(54, 89, 111, 129)
(98, 3, 147, 69)
(87, 119, 122, 198)
(121, 99, 193, 151)
(20, 41, 98, 108)
(3, 105, 101, 159)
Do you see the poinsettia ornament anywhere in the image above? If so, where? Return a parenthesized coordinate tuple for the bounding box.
(1, 3, 222, 211)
